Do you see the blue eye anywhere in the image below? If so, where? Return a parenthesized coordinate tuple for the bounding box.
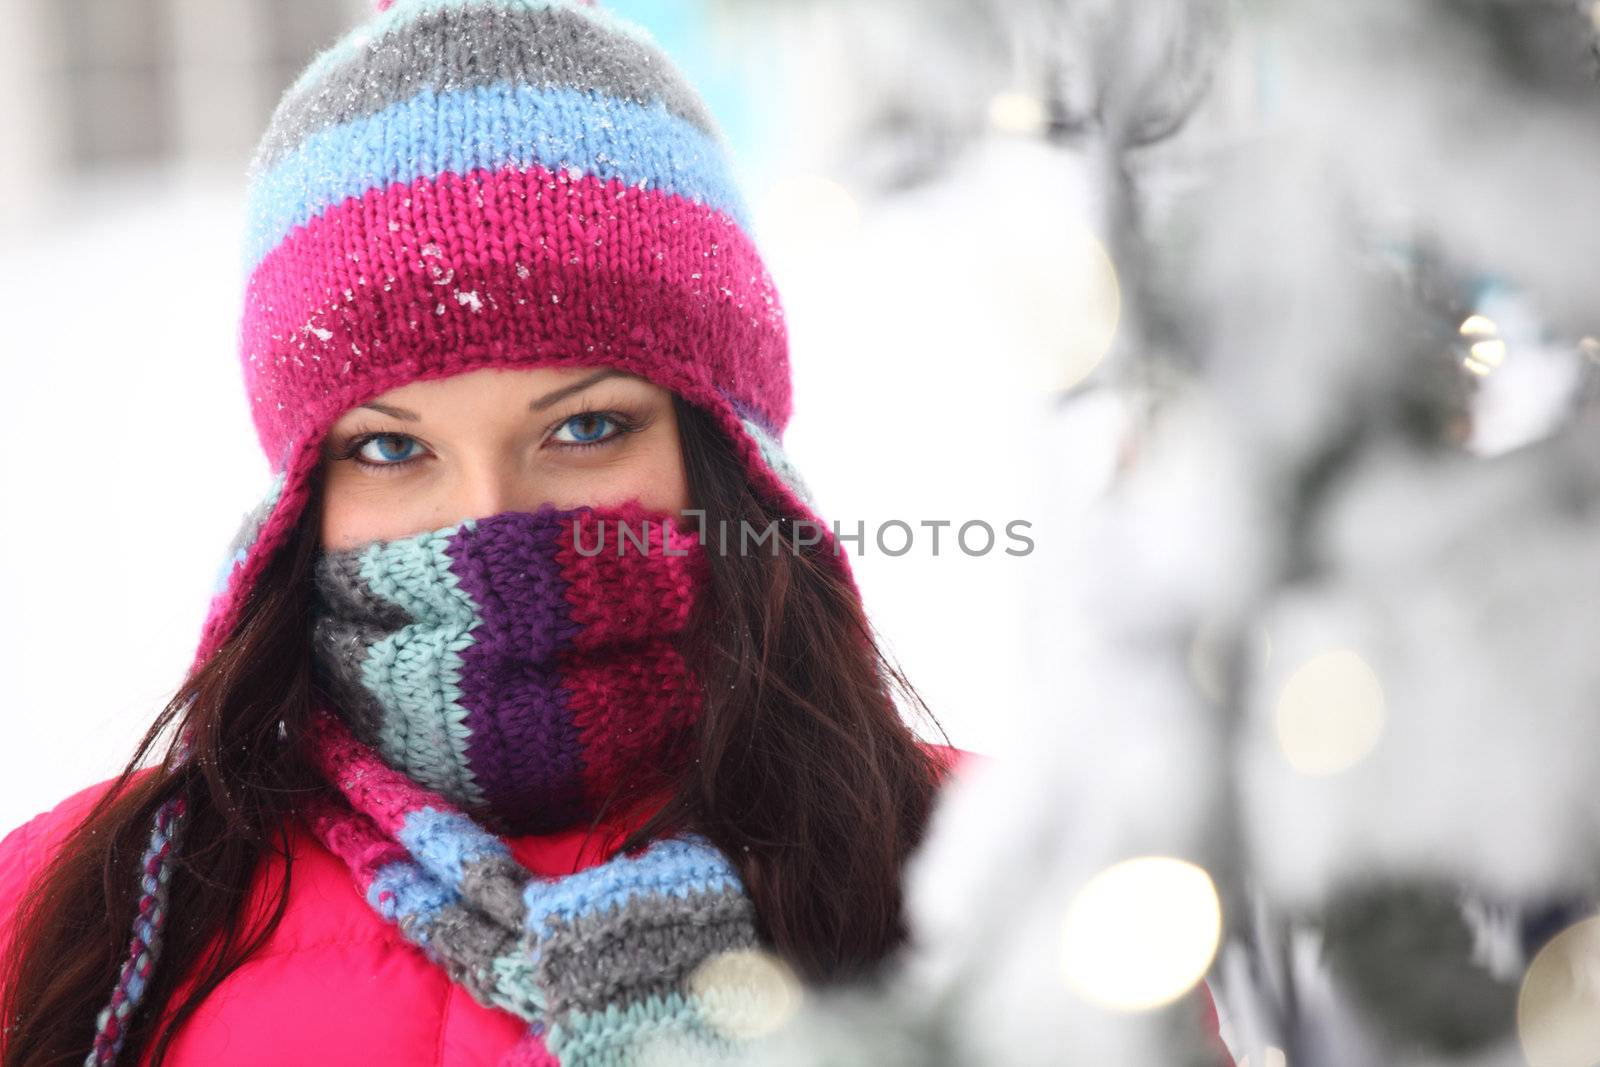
(553, 412, 623, 448)
(332, 409, 641, 474)
(354, 433, 421, 467)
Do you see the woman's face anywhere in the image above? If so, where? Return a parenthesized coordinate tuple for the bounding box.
(319, 366, 690, 551)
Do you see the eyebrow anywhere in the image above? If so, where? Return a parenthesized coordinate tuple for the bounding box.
(356, 369, 630, 422)
(528, 368, 628, 411)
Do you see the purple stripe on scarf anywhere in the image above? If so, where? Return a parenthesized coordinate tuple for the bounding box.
(446, 508, 588, 834)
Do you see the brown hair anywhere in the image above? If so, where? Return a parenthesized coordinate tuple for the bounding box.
(0, 395, 952, 1066)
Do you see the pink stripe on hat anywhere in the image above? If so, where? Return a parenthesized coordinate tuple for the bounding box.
(239, 162, 788, 468)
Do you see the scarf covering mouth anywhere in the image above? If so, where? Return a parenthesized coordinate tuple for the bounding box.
(308, 499, 710, 837)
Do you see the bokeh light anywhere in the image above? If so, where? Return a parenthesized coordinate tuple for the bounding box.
(1274, 649, 1386, 775)
(989, 90, 1050, 135)
(687, 945, 805, 1041)
(1466, 339, 1507, 377)
(1032, 219, 1122, 394)
(1460, 314, 1507, 376)
(1060, 856, 1223, 1012)
(1517, 914, 1600, 1066)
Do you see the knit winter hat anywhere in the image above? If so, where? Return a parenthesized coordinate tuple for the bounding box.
(192, 0, 844, 678)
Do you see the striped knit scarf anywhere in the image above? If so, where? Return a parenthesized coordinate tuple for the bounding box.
(306, 500, 710, 838)
(88, 725, 779, 1067)
(87, 503, 792, 1065)
(299, 705, 771, 1065)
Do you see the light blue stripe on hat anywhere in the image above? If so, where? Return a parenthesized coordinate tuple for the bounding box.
(739, 417, 816, 510)
(244, 81, 750, 272)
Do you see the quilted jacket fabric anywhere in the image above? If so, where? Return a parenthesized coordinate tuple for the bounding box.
(0, 748, 1232, 1065)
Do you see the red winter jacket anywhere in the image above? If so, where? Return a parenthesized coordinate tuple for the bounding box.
(0, 748, 1233, 1065)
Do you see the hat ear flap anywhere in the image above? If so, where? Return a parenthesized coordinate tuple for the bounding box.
(209, 468, 290, 600)
(190, 435, 324, 678)
(736, 416, 816, 511)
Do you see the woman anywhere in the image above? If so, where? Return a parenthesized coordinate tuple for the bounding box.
(0, 2, 968, 1063)
(0, 2, 1228, 1065)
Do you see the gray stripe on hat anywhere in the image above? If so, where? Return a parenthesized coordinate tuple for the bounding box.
(532, 887, 761, 1016)
(251, 3, 719, 176)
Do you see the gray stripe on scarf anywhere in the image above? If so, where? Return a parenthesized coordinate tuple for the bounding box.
(461, 854, 534, 930)
(408, 854, 759, 1023)
(309, 553, 411, 745)
(413, 854, 539, 1016)
(427, 904, 522, 1007)
(251, 3, 718, 176)
(311, 551, 413, 627)
(532, 888, 761, 1016)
